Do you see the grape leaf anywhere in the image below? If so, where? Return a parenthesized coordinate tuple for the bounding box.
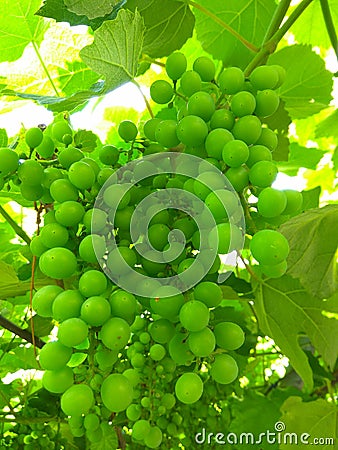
(126, 0, 195, 58)
(264, 100, 291, 162)
(90, 423, 118, 450)
(64, 0, 114, 19)
(74, 130, 99, 153)
(80, 9, 145, 93)
(193, 0, 277, 69)
(268, 45, 333, 119)
(301, 187, 321, 211)
(0, 0, 49, 62)
(253, 275, 338, 391)
(280, 205, 338, 299)
(289, 0, 338, 52)
(315, 109, 338, 140)
(280, 397, 338, 449)
(277, 143, 323, 176)
(37, 0, 126, 31)
(0, 129, 8, 147)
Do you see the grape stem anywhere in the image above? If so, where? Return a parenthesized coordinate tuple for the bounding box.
(0, 314, 44, 349)
(244, 0, 315, 76)
(186, 0, 260, 53)
(320, 0, 338, 61)
(0, 205, 31, 245)
(262, 0, 292, 44)
(115, 425, 126, 449)
(132, 79, 154, 118)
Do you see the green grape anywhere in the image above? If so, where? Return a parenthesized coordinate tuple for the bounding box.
(180, 70, 202, 97)
(255, 127, 278, 151)
(144, 426, 163, 449)
(39, 247, 77, 279)
(68, 161, 96, 190)
(84, 414, 100, 431)
(52, 290, 84, 322)
(188, 327, 216, 356)
(43, 210, 56, 226)
(78, 270, 107, 297)
(218, 67, 245, 94)
(95, 349, 118, 369)
(175, 373, 203, 404)
(194, 170, 225, 200)
(39, 341, 72, 370)
(139, 331, 150, 344)
(149, 319, 175, 344)
(63, 133, 73, 145)
(210, 109, 235, 130)
(132, 420, 151, 441)
(176, 115, 208, 147)
(205, 128, 234, 159)
(209, 222, 243, 254)
(270, 64, 286, 88)
(79, 234, 106, 263)
(50, 179, 79, 203)
(150, 80, 174, 104)
(143, 118, 162, 141)
(205, 189, 239, 223)
(150, 286, 185, 320)
(20, 183, 43, 201)
(18, 160, 44, 186)
(81, 296, 111, 326)
(109, 290, 137, 324)
(166, 52, 187, 80)
(0, 148, 19, 176)
(283, 189, 303, 215)
(246, 144, 272, 168)
(32, 285, 63, 317)
(232, 115, 262, 144)
(55, 201, 85, 227)
(42, 367, 74, 393)
(230, 91, 256, 117)
(61, 384, 94, 416)
(58, 147, 84, 169)
(118, 120, 138, 142)
(52, 120, 72, 143)
(155, 120, 180, 148)
(97, 167, 115, 186)
(126, 403, 141, 421)
(172, 216, 196, 240)
(179, 300, 209, 332)
(214, 322, 245, 350)
(193, 281, 223, 308)
(250, 65, 279, 90)
(131, 353, 145, 368)
(83, 208, 107, 233)
(222, 139, 249, 167)
(148, 223, 170, 251)
(57, 317, 88, 347)
(36, 135, 55, 159)
(101, 374, 133, 412)
(257, 187, 287, 218)
(210, 354, 238, 384)
(104, 184, 130, 210)
(100, 317, 130, 351)
(25, 127, 43, 148)
(42, 167, 63, 189)
(193, 56, 215, 81)
(261, 259, 287, 278)
(249, 160, 278, 188)
(250, 229, 289, 265)
(254, 89, 280, 117)
(187, 91, 215, 122)
(40, 223, 69, 248)
(149, 343, 166, 361)
(161, 393, 176, 409)
(30, 235, 48, 257)
(226, 166, 249, 192)
(99, 145, 119, 165)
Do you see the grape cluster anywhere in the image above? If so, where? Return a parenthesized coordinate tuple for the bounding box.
(0, 51, 301, 448)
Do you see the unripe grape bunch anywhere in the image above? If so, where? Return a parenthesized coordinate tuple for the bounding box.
(0, 51, 302, 449)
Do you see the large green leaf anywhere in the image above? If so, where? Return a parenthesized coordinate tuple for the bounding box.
(193, 0, 277, 69)
(289, 0, 338, 52)
(64, 0, 114, 19)
(80, 9, 145, 93)
(253, 276, 338, 391)
(37, 0, 126, 31)
(278, 143, 323, 176)
(268, 45, 333, 119)
(280, 205, 338, 299)
(280, 397, 338, 449)
(126, 0, 195, 58)
(0, 0, 49, 62)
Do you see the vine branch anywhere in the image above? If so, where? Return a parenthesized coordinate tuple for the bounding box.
(0, 315, 45, 349)
(320, 0, 338, 61)
(132, 79, 154, 118)
(262, 0, 292, 44)
(0, 205, 31, 245)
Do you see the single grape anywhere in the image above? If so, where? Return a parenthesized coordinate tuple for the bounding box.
(0, 148, 19, 177)
(57, 317, 88, 347)
(99, 145, 119, 165)
(52, 120, 73, 143)
(30, 235, 48, 257)
(210, 109, 235, 130)
(193, 281, 223, 308)
(32, 285, 63, 317)
(210, 354, 238, 384)
(25, 127, 43, 148)
(143, 118, 162, 141)
(20, 183, 43, 201)
(270, 64, 286, 87)
(18, 160, 44, 186)
(58, 147, 84, 169)
(39, 341, 72, 370)
(257, 187, 287, 217)
(250, 229, 289, 265)
(226, 166, 249, 192)
(42, 167, 63, 189)
(81, 296, 111, 326)
(149, 343, 166, 361)
(193, 56, 215, 81)
(218, 67, 245, 94)
(283, 190, 303, 215)
(155, 120, 180, 148)
(230, 91, 256, 117)
(84, 413, 100, 432)
(55, 201, 85, 227)
(246, 144, 272, 167)
(36, 135, 55, 159)
(187, 91, 215, 122)
(118, 120, 138, 142)
(179, 300, 209, 332)
(132, 420, 151, 441)
(175, 373, 203, 404)
(188, 327, 216, 356)
(100, 317, 130, 351)
(250, 65, 279, 90)
(150, 80, 174, 104)
(180, 70, 202, 97)
(144, 426, 163, 448)
(254, 89, 280, 117)
(79, 234, 106, 263)
(52, 289, 84, 322)
(176, 115, 208, 147)
(149, 319, 175, 344)
(61, 384, 94, 416)
(222, 139, 249, 167)
(78, 270, 107, 297)
(42, 367, 74, 393)
(232, 115, 262, 144)
(101, 374, 133, 412)
(39, 247, 77, 279)
(209, 222, 243, 254)
(150, 286, 184, 321)
(50, 179, 79, 203)
(166, 52, 187, 80)
(68, 161, 96, 190)
(249, 160, 278, 188)
(255, 127, 278, 151)
(109, 290, 137, 324)
(205, 128, 234, 160)
(214, 322, 245, 350)
(40, 223, 69, 248)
